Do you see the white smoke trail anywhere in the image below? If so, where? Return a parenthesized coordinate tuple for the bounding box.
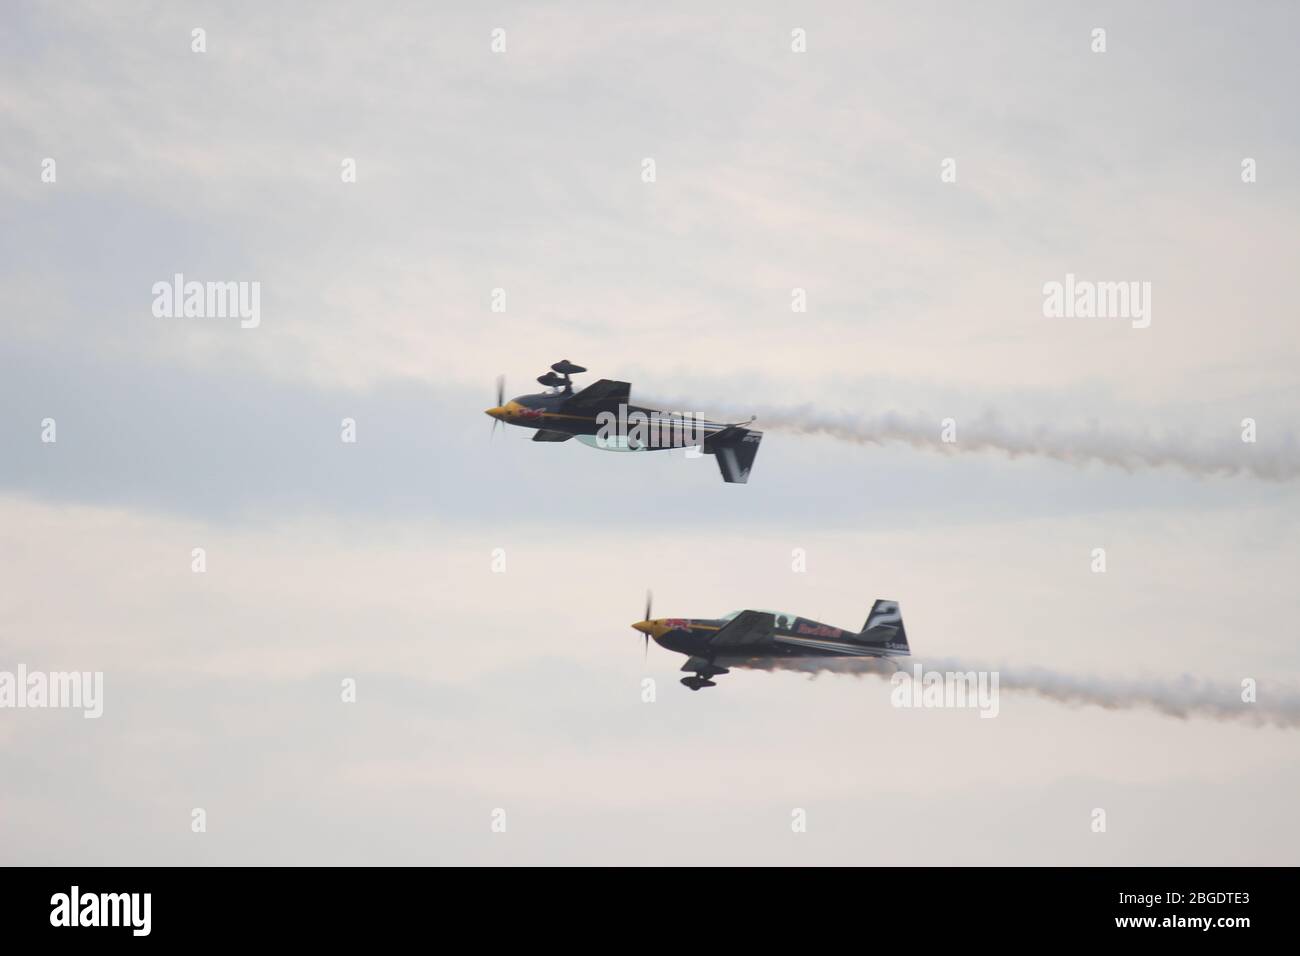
(746, 656, 1300, 728)
(652, 397, 1300, 480)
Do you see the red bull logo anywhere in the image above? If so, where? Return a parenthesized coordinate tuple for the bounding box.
(797, 624, 843, 638)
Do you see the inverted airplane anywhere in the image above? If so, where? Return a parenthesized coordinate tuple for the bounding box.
(485, 360, 763, 483)
(631, 593, 910, 690)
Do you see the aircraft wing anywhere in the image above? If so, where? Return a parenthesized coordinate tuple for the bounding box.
(532, 429, 574, 442)
(563, 379, 630, 409)
(709, 610, 776, 648)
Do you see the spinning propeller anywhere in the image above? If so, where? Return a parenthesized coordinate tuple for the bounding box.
(490, 374, 504, 439)
(641, 590, 653, 659)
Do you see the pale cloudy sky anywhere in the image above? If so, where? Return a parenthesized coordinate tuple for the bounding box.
(2, 1, 1298, 864)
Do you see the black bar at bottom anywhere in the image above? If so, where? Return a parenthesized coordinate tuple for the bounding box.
(0, 866, 1281, 941)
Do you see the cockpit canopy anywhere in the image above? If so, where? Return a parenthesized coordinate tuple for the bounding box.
(721, 609, 798, 629)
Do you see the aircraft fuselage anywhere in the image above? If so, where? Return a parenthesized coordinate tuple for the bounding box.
(487, 392, 731, 447)
(644, 615, 910, 662)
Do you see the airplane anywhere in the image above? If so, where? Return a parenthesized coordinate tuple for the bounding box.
(631, 593, 910, 690)
(485, 360, 763, 483)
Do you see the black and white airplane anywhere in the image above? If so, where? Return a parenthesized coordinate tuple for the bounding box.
(632, 594, 910, 690)
(485, 360, 763, 483)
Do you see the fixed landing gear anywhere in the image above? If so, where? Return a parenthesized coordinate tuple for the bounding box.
(678, 658, 729, 691)
(680, 675, 717, 691)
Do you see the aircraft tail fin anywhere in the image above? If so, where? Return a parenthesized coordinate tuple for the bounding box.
(859, 600, 908, 651)
(704, 426, 762, 484)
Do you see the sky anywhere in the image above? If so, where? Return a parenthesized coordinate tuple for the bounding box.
(2, 0, 1298, 865)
